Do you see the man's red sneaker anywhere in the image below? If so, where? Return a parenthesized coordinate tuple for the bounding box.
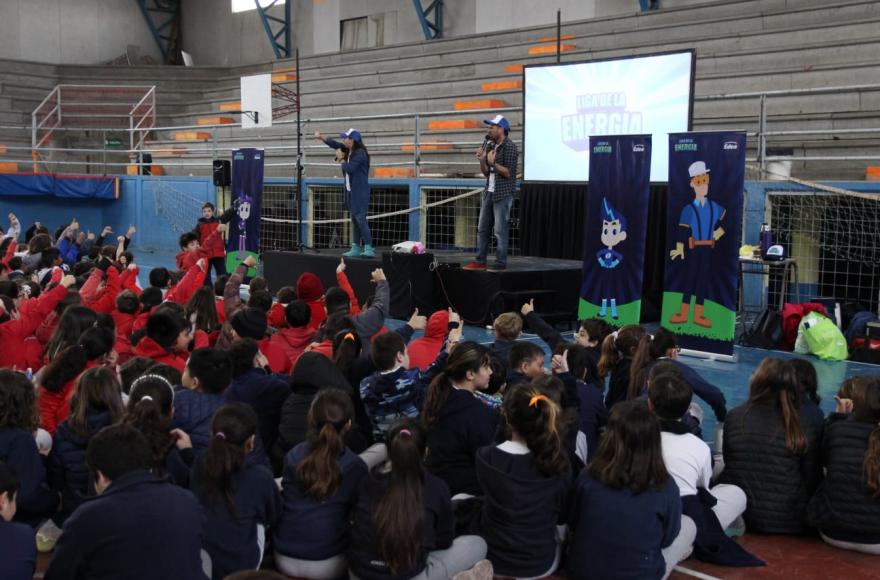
(462, 261, 487, 271)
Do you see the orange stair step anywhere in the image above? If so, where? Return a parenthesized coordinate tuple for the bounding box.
(0, 145, 7, 155)
(219, 102, 242, 112)
(197, 116, 235, 125)
(174, 131, 211, 141)
(505, 64, 524, 74)
(528, 44, 577, 55)
(148, 146, 187, 157)
(150, 165, 166, 176)
(453, 99, 507, 111)
(427, 120, 480, 130)
(272, 73, 297, 83)
(273, 67, 297, 74)
(481, 80, 523, 92)
(0, 162, 19, 173)
(373, 167, 415, 179)
(867, 166, 880, 181)
(537, 34, 574, 42)
(400, 140, 453, 152)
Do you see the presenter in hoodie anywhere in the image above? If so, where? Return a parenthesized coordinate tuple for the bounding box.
(315, 129, 374, 258)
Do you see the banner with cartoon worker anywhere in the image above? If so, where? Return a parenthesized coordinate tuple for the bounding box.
(579, 135, 652, 327)
(662, 132, 746, 357)
(227, 148, 264, 277)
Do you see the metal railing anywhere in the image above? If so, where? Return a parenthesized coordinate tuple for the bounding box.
(4, 83, 880, 178)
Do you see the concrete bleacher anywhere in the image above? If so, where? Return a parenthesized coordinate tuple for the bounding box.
(0, 0, 878, 180)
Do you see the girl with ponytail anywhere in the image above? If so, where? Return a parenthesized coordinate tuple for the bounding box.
(190, 403, 280, 580)
(421, 340, 499, 496)
(628, 328, 727, 433)
(38, 326, 117, 435)
(48, 367, 124, 523)
(274, 389, 368, 578)
(348, 419, 488, 580)
(123, 374, 193, 486)
(598, 324, 646, 409)
(719, 358, 824, 534)
(476, 382, 570, 578)
(808, 375, 880, 554)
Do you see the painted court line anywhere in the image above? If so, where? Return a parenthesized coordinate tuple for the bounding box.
(673, 565, 722, 580)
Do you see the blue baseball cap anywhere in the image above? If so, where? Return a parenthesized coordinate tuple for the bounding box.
(339, 128, 362, 141)
(483, 114, 510, 130)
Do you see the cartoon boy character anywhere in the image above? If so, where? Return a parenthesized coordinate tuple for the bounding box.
(668, 161, 726, 328)
(235, 194, 252, 254)
(596, 197, 628, 319)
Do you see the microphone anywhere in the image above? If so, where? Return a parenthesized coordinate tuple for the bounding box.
(481, 135, 492, 151)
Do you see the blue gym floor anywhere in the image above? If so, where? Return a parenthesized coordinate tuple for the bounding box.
(136, 249, 879, 450)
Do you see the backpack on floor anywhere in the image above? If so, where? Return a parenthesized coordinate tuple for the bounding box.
(799, 312, 848, 361)
(741, 307, 783, 349)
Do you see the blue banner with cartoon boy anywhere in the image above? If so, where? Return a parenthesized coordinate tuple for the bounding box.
(662, 132, 746, 357)
(227, 148, 264, 275)
(579, 135, 652, 327)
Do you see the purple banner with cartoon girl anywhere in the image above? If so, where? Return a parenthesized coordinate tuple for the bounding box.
(662, 132, 746, 357)
(227, 148, 263, 274)
(579, 135, 652, 327)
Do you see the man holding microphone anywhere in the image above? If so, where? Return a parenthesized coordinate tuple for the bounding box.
(464, 114, 518, 272)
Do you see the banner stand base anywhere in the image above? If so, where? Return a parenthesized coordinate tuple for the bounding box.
(679, 348, 737, 364)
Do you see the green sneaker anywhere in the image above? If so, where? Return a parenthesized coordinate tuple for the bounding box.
(342, 243, 362, 257)
(362, 244, 376, 258)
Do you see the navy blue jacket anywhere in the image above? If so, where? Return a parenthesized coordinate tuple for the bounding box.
(0, 428, 58, 522)
(48, 411, 114, 524)
(274, 442, 368, 560)
(604, 357, 632, 410)
(476, 444, 569, 577)
(324, 138, 370, 214)
(224, 368, 291, 456)
(349, 466, 454, 580)
(567, 471, 682, 580)
(576, 379, 608, 462)
(171, 388, 270, 468)
(0, 518, 36, 580)
(425, 388, 499, 496)
(190, 458, 280, 580)
(44, 470, 206, 580)
(642, 359, 727, 421)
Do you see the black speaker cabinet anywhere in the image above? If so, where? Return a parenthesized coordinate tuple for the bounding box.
(213, 159, 231, 186)
(382, 251, 437, 319)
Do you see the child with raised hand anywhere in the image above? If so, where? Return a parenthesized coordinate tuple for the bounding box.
(476, 382, 571, 578)
(194, 202, 235, 286)
(567, 400, 694, 580)
(521, 299, 611, 363)
(556, 344, 607, 463)
(48, 367, 125, 525)
(629, 328, 727, 434)
(0, 369, 58, 524)
(38, 326, 117, 435)
(274, 389, 368, 578)
(123, 374, 194, 487)
(0, 462, 37, 580)
(597, 324, 646, 410)
(649, 372, 761, 567)
(807, 375, 880, 554)
(348, 419, 489, 580)
(507, 341, 546, 387)
(421, 340, 499, 497)
(190, 403, 280, 580)
(719, 358, 824, 534)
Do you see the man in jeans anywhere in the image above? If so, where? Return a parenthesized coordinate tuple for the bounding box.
(464, 114, 518, 272)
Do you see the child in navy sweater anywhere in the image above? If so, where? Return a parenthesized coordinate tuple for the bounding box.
(567, 401, 694, 580)
(274, 389, 368, 578)
(190, 403, 280, 580)
(348, 419, 488, 580)
(173, 348, 233, 453)
(477, 382, 571, 578)
(0, 462, 37, 580)
(598, 325, 646, 410)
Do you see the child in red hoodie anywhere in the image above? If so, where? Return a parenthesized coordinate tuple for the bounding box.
(133, 310, 208, 374)
(407, 309, 461, 371)
(267, 286, 296, 329)
(176, 223, 227, 272)
(270, 300, 314, 371)
(193, 202, 235, 285)
(296, 272, 325, 332)
(113, 290, 140, 364)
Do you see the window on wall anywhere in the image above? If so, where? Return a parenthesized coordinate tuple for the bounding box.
(232, 0, 285, 14)
(340, 17, 369, 51)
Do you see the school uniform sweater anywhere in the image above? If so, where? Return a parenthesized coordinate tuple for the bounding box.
(425, 387, 499, 496)
(604, 357, 633, 410)
(476, 442, 569, 578)
(274, 442, 368, 560)
(224, 368, 291, 457)
(44, 470, 206, 580)
(567, 472, 682, 580)
(577, 379, 608, 462)
(348, 466, 454, 580)
(190, 459, 280, 580)
(0, 518, 36, 580)
(48, 411, 114, 524)
(642, 358, 728, 422)
(0, 428, 58, 522)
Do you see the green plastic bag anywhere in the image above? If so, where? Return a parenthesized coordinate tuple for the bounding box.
(799, 312, 848, 361)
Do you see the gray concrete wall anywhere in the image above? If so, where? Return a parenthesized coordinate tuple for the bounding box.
(0, 0, 161, 65)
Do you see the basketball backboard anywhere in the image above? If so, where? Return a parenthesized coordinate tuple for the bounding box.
(241, 74, 272, 129)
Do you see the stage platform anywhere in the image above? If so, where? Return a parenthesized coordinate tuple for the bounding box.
(263, 249, 583, 326)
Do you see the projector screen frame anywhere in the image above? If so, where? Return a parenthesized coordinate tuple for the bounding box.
(521, 48, 697, 185)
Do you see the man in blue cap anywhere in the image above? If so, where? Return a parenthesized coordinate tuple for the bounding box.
(315, 128, 374, 257)
(464, 114, 518, 271)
